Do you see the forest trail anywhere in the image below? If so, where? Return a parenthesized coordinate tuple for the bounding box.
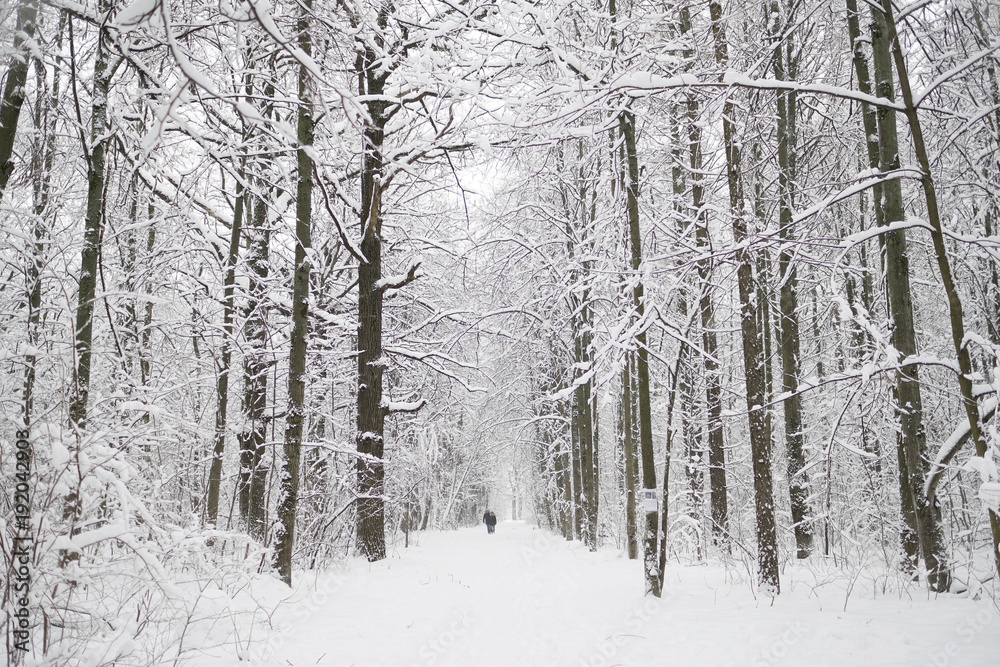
(200, 521, 1000, 667)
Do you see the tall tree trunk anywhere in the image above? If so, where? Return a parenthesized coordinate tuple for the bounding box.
(845, 0, 884, 231)
(679, 1, 728, 546)
(207, 178, 244, 527)
(139, 213, 155, 388)
(576, 336, 595, 548)
(969, 4, 1000, 576)
(844, 0, 914, 564)
(870, 6, 951, 591)
(238, 67, 278, 541)
(657, 344, 687, 587)
(682, 364, 704, 557)
(24, 8, 59, 428)
(558, 401, 574, 540)
(571, 380, 584, 540)
(620, 109, 661, 597)
(622, 352, 638, 559)
(64, 3, 115, 565)
(274, 1, 314, 585)
(879, 0, 1000, 581)
(771, 0, 812, 559)
(590, 383, 599, 549)
(0, 0, 39, 200)
(15, 20, 58, 650)
(356, 38, 390, 561)
(567, 156, 597, 549)
(68, 5, 113, 431)
(710, 0, 780, 593)
(670, 90, 704, 555)
(239, 191, 271, 542)
(208, 60, 255, 527)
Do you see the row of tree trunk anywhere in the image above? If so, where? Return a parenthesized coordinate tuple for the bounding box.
(531, 0, 1000, 595)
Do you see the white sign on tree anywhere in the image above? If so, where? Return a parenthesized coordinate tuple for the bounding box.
(643, 489, 658, 514)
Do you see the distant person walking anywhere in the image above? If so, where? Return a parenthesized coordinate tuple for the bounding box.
(483, 510, 497, 534)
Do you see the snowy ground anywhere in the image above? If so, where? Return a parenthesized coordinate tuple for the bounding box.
(193, 521, 1000, 667)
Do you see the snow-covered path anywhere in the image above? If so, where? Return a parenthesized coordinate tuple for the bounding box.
(200, 521, 1000, 667)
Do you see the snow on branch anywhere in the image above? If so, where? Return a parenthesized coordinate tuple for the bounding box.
(838, 214, 934, 249)
(925, 389, 998, 500)
(791, 168, 925, 229)
(381, 397, 427, 415)
(595, 70, 908, 111)
(376, 258, 423, 293)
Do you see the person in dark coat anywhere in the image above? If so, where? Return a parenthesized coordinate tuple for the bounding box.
(483, 510, 497, 534)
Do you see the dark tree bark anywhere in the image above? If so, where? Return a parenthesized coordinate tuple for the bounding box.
(139, 216, 155, 387)
(563, 144, 598, 549)
(15, 16, 58, 622)
(968, 4, 1000, 576)
(356, 33, 391, 561)
(770, 0, 812, 559)
(63, 3, 119, 566)
(622, 352, 638, 559)
(678, 2, 728, 546)
(870, 5, 951, 591)
(238, 191, 271, 542)
(274, 0, 314, 585)
(845, 0, 911, 561)
(574, 327, 595, 548)
(657, 344, 687, 588)
(24, 9, 60, 429)
(207, 179, 244, 527)
(571, 374, 584, 540)
(557, 409, 574, 540)
(590, 385, 600, 548)
(0, 0, 39, 201)
(236, 67, 278, 541)
(68, 5, 115, 432)
(620, 109, 661, 597)
(878, 0, 1000, 581)
(669, 86, 704, 557)
(710, 0, 780, 593)
(845, 0, 885, 230)
(208, 59, 255, 528)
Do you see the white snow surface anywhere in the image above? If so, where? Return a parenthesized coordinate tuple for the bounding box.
(194, 521, 1000, 667)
